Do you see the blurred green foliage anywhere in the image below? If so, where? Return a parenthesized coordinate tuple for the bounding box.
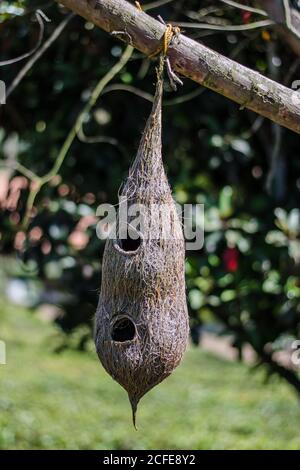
(0, 1, 26, 23)
(0, 1, 299, 393)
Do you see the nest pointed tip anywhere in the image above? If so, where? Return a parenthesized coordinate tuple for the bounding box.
(129, 395, 139, 430)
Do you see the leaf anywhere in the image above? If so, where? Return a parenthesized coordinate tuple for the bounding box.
(188, 289, 205, 309)
(231, 138, 251, 157)
(220, 290, 236, 302)
(219, 186, 234, 219)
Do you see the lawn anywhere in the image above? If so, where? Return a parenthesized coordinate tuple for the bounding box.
(0, 300, 299, 450)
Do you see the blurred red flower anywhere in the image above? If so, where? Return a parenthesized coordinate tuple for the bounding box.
(242, 11, 252, 24)
(223, 247, 239, 272)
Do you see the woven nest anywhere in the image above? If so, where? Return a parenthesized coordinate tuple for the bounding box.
(95, 66, 189, 426)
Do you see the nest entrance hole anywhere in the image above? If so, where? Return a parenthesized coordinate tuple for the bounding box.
(111, 316, 136, 342)
(118, 236, 141, 252)
(116, 226, 142, 253)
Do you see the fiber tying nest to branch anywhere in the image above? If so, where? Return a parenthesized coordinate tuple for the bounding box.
(95, 59, 189, 427)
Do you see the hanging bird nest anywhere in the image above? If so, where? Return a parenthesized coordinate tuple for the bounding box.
(95, 58, 189, 426)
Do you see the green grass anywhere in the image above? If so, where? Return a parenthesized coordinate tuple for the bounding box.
(0, 300, 299, 450)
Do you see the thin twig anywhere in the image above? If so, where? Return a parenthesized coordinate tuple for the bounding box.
(0, 10, 50, 67)
(266, 123, 282, 193)
(45, 45, 133, 182)
(218, 0, 268, 16)
(77, 127, 118, 145)
(185, 7, 229, 22)
(284, 57, 300, 86)
(144, 0, 174, 11)
(102, 83, 204, 106)
(22, 44, 134, 227)
(265, 41, 284, 199)
(241, 115, 265, 139)
(164, 87, 204, 106)
(7, 13, 74, 98)
(172, 19, 274, 31)
(103, 84, 153, 102)
(14, 163, 40, 182)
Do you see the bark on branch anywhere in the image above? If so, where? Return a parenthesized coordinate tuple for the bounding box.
(57, 0, 300, 134)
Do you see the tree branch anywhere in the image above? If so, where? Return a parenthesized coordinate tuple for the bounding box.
(57, 0, 300, 134)
(257, 0, 300, 56)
